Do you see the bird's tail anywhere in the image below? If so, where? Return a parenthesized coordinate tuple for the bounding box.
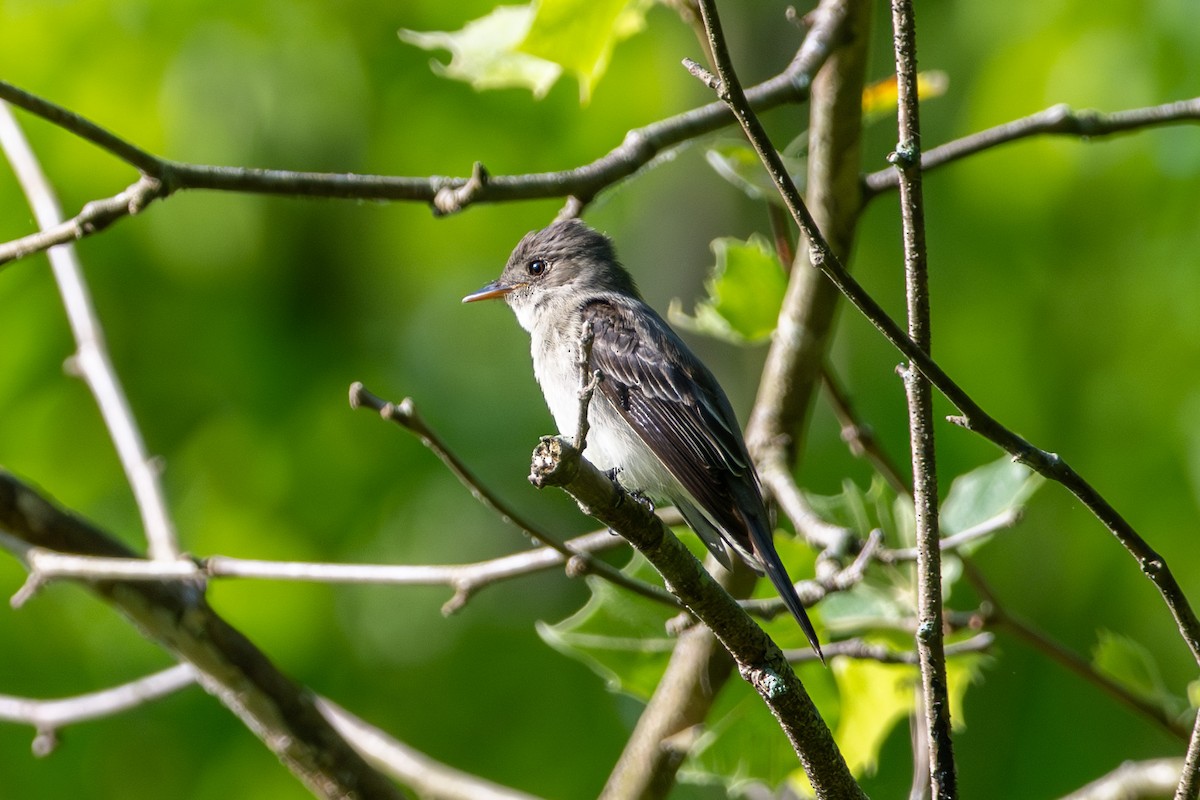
(748, 521, 825, 664)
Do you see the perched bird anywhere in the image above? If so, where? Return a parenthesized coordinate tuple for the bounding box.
(463, 219, 822, 659)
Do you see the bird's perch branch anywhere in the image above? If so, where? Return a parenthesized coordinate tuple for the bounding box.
(528, 436, 864, 799)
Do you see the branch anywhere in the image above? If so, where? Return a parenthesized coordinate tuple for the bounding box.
(349, 383, 680, 611)
(1058, 758, 1185, 800)
(888, 0, 956, 795)
(0, 469, 404, 800)
(0, 13, 850, 265)
(529, 436, 864, 799)
(863, 97, 1200, 199)
(318, 699, 544, 800)
(0, 102, 180, 561)
(688, 0, 1200, 685)
(0, 661, 544, 800)
(5, 529, 624, 616)
(782, 632, 993, 665)
(0, 663, 198, 756)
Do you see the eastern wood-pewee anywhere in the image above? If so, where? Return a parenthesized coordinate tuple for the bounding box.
(464, 219, 822, 659)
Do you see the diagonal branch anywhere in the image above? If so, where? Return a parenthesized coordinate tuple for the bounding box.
(0, 101, 181, 561)
(529, 436, 865, 799)
(0, 469, 404, 800)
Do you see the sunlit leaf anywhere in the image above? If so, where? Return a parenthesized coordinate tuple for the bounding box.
(832, 657, 915, 775)
(518, 0, 652, 102)
(940, 457, 1043, 552)
(862, 70, 950, 123)
(399, 6, 562, 99)
(667, 234, 787, 344)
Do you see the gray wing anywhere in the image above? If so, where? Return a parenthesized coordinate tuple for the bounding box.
(580, 297, 764, 564)
(583, 296, 825, 660)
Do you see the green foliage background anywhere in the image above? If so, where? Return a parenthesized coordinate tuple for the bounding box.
(0, 0, 1198, 797)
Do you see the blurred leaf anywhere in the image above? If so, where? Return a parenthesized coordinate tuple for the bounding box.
(518, 0, 652, 102)
(668, 234, 787, 344)
(536, 551, 677, 699)
(832, 657, 915, 776)
(705, 142, 806, 204)
(940, 457, 1043, 551)
(862, 70, 951, 124)
(1093, 630, 1186, 717)
(399, 6, 562, 98)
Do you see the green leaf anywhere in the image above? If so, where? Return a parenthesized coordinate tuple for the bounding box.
(518, 0, 651, 103)
(1093, 630, 1186, 717)
(832, 658, 916, 776)
(536, 551, 677, 699)
(705, 142, 806, 203)
(940, 457, 1043, 549)
(667, 234, 787, 344)
(399, 6, 562, 99)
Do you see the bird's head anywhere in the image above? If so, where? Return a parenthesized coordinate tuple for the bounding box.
(462, 219, 640, 329)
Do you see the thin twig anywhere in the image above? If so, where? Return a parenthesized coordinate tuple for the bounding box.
(782, 632, 993, 664)
(863, 97, 1200, 200)
(0, 101, 181, 561)
(0, 663, 198, 757)
(887, 0, 956, 794)
(349, 383, 680, 611)
(1059, 758, 1185, 800)
(2, 530, 627, 616)
(318, 699, 544, 800)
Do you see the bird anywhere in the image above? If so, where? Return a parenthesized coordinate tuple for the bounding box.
(463, 219, 822, 660)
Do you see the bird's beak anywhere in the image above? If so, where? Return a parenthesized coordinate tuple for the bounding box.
(462, 279, 515, 303)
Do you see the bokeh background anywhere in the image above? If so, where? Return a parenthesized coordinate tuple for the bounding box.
(1, 0, 1198, 797)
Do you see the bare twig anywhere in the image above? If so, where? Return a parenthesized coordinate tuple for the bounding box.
(864, 97, 1200, 200)
(0, 470, 404, 800)
(318, 699, 544, 800)
(349, 382, 680, 611)
(1058, 758, 1184, 800)
(0, 101, 181, 561)
(3, 530, 627, 616)
(887, 1, 956, 794)
(879, 508, 1022, 563)
(0, 664, 198, 757)
(783, 632, 993, 664)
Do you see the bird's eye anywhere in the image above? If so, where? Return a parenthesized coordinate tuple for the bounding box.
(527, 259, 547, 277)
